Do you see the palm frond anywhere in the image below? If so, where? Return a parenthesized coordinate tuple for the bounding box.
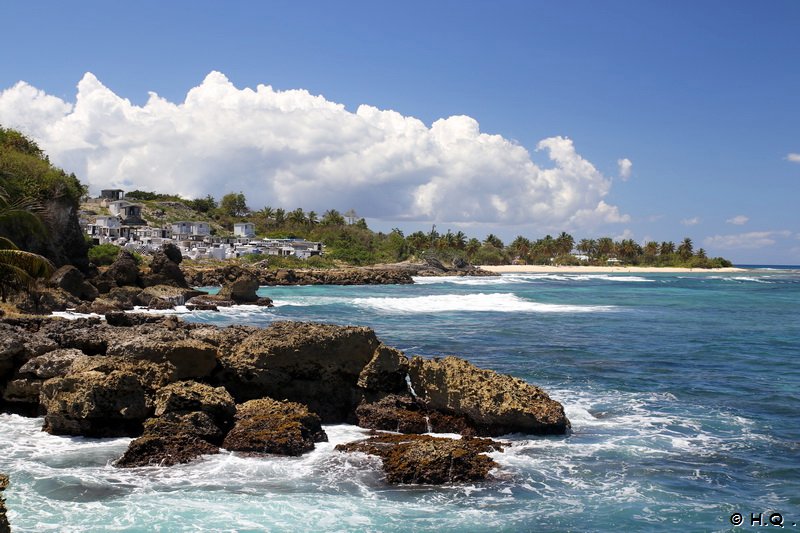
(0, 249, 55, 278)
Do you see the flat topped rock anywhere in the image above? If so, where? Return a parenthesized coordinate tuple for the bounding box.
(336, 432, 505, 484)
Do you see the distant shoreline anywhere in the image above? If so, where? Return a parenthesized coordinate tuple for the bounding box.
(478, 265, 748, 274)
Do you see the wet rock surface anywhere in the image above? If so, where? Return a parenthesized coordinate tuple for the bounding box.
(0, 315, 569, 479)
(408, 356, 570, 436)
(222, 398, 328, 456)
(0, 473, 9, 533)
(336, 432, 504, 484)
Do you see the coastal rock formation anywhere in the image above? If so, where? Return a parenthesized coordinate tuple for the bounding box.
(183, 264, 415, 287)
(49, 265, 99, 301)
(141, 244, 188, 288)
(135, 285, 204, 309)
(106, 336, 218, 380)
(100, 250, 140, 289)
(0, 315, 570, 480)
(335, 433, 503, 484)
(116, 381, 235, 468)
(222, 398, 328, 456)
(215, 321, 380, 422)
(40, 369, 152, 437)
(153, 381, 235, 423)
(355, 393, 475, 435)
(408, 356, 570, 436)
(216, 273, 260, 303)
(0, 473, 9, 533)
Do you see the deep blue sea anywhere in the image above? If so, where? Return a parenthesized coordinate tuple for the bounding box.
(2, 269, 799, 531)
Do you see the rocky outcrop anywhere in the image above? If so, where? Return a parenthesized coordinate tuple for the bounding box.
(141, 244, 188, 288)
(214, 321, 380, 422)
(216, 273, 260, 303)
(100, 250, 140, 289)
(336, 433, 504, 484)
(408, 356, 570, 436)
(183, 264, 415, 287)
(49, 265, 98, 301)
(185, 274, 273, 310)
(355, 394, 475, 435)
(135, 285, 204, 309)
(0, 315, 570, 479)
(153, 381, 235, 423)
(40, 369, 152, 437)
(0, 473, 9, 533)
(106, 335, 218, 380)
(222, 398, 327, 456)
(116, 381, 235, 468)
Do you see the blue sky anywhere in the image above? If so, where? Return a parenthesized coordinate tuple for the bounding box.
(1, 0, 798, 263)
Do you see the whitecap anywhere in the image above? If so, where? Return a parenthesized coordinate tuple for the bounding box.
(351, 293, 616, 314)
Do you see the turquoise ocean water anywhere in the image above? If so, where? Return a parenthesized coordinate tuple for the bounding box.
(1, 269, 799, 531)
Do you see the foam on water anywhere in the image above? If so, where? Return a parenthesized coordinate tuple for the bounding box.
(413, 273, 656, 285)
(351, 292, 616, 314)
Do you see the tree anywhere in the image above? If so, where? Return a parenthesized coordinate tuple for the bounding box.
(677, 237, 694, 260)
(321, 209, 345, 226)
(0, 236, 54, 302)
(555, 232, 575, 257)
(660, 241, 675, 257)
(596, 237, 615, 258)
(484, 234, 504, 249)
(188, 194, 217, 213)
(288, 208, 307, 226)
(577, 238, 596, 258)
(273, 208, 286, 226)
(307, 211, 318, 226)
(219, 192, 248, 217)
(509, 236, 532, 261)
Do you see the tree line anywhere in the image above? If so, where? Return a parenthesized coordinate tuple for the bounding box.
(128, 189, 731, 268)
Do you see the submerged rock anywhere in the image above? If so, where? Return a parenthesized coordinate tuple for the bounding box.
(336, 433, 504, 484)
(222, 398, 327, 456)
(408, 356, 570, 436)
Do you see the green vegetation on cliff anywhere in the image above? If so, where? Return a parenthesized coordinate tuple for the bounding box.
(0, 126, 88, 269)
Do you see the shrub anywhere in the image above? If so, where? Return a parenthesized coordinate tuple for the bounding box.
(88, 243, 121, 265)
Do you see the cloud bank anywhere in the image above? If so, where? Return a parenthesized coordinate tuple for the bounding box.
(704, 230, 792, 250)
(0, 72, 628, 227)
(786, 153, 800, 163)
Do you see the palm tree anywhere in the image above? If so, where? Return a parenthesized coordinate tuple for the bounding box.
(288, 208, 306, 226)
(321, 209, 345, 226)
(453, 231, 467, 250)
(555, 232, 575, 257)
(484, 234, 504, 249)
(306, 211, 318, 226)
(510, 236, 532, 261)
(0, 236, 54, 302)
(660, 241, 675, 257)
(677, 237, 694, 260)
(273, 208, 286, 226)
(596, 237, 615, 258)
(577, 238, 596, 258)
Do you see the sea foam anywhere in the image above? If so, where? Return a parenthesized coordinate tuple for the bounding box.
(351, 293, 615, 314)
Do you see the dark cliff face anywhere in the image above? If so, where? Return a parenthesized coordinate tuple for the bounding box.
(2, 196, 89, 271)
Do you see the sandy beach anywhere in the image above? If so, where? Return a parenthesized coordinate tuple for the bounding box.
(479, 265, 748, 274)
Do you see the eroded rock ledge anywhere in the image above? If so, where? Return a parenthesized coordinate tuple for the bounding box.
(0, 315, 568, 484)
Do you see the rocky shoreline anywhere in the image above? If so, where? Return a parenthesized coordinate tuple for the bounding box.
(7, 243, 497, 317)
(0, 314, 569, 488)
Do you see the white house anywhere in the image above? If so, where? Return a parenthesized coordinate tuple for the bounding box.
(107, 200, 145, 225)
(86, 216, 121, 242)
(234, 222, 256, 238)
(171, 221, 211, 240)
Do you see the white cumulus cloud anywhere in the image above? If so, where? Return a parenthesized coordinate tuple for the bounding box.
(0, 72, 628, 228)
(617, 158, 632, 180)
(726, 215, 749, 225)
(681, 217, 701, 226)
(786, 153, 800, 163)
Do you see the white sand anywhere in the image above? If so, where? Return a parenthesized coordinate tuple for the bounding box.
(478, 265, 747, 274)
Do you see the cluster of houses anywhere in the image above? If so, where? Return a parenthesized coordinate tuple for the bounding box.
(80, 189, 323, 261)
